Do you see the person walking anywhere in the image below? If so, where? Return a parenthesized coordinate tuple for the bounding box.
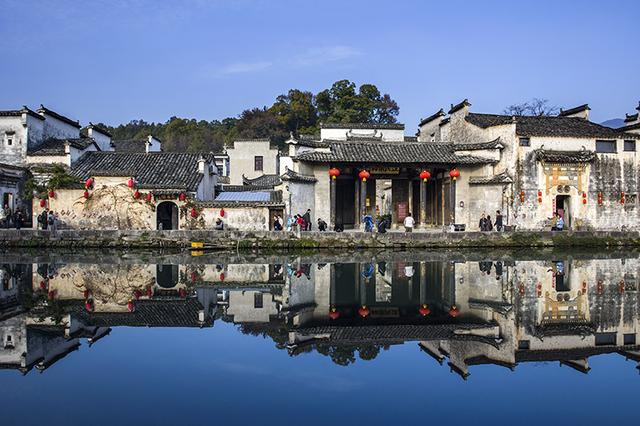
(363, 214, 374, 232)
(495, 210, 503, 231)
(479, 213, 487, 231)
(302, 209, 311, 231)
(377, 216, 390, 233)
(486, 215, 493, 231)
(404, 212, 415, 233)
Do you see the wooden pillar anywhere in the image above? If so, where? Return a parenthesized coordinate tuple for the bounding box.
(420, 178, 426, 226)
(360, 177, 367, 227)
(330, 177, 337, 229)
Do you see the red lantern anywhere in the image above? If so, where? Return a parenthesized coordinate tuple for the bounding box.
(190, 207, 198, 218)
(358, 170, 370, 182)
(621, 192, 625, 204)
(219, 272, 225, 282)
(329, 168, 341, 180)
(179, 288, 187, 298)
(419, 170, 431, 182)
(220, 208, 225, 218)
(39, 280, 47, 290)
(449, 305, 460, 318)
(134, 189, 141, 199)
(179, 192, 187, 202)
(145, 192, 153, 202)
(83, 190, 90, 199)
(127, 178, 135, 188)
(329, 308, 340, 320)
(597, 192, 603, 205)
(146, 286, 153, 297)
(358, 305, 370, 318)
(39, 199, 46, 208)
(127, 300, 135, 312)
(133, 290, 142, 300)
(85, 177, 94, 188)
(48, 290, 55, 300)
(48, 189, 55, 198)
(83, 289, 91, 299)
(519, 191, 525, 203)
(418, 304, 431, 316)
(449, 169, 460, 181)
(85, 300, 94, 312)
(191, 271, 199, 282)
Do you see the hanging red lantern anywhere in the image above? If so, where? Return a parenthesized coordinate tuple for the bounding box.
(358, 170, 370, 182)
(85, 177, 94, 188)
(358, 305, 370, 318)
(329, 168, 341, 180)
(127, 300, 135, 312)
(190, 207, 198, 218)
(621, 192, 625, 204)
(519, 191, 525, 203)
(39, 199, 46, 208)
(538, 190, 543, 203)
(448, 305, 460, 318)
(597, 280, 604, 294)
(597, 192, 603, 205)
(39, 280, 47, 290)
(48, 189, 55, 198)
(220, 208, 225, 218)
(449, 169, 460, 181)
(519, 284, 526, 295)
(419, 170, 431, 182)
(219, 272, 225, 282)
(179, 288, 187, 298)
(191, 271, 199, 282)
(85, 300, 94, 312)
(329, 308, 340, 320)
(418, 304, 431, 316)
(146, 286, 153, 297)
(83, 190, 90, 199)
(48, 290, 56, 300)
(133, 290, 142, 300)
(179, 192, 187, 202)
(127, 178, 135, 188)
(83, 289, 91, 299)
(619, 281, 625, 294)
(145, 192, 153, 202)
(134, 189, 141, 199)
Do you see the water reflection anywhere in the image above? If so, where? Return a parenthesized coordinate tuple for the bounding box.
(2, 251, 640, 378)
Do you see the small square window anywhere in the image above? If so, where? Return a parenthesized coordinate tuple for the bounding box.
(519, 138, 530, 147)
(7, 137, 13, 146)
(624, 333, 636, 345)
(518, 340, 530, 350)
(596, 140, 616, 153)
(254, 292, 263, 309)
(254, 156, 263, 171)
(624, 140, 636, 152)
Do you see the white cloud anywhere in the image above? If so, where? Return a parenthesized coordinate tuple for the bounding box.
(218, 61, 273, 75)
(292, 45, 362, 67)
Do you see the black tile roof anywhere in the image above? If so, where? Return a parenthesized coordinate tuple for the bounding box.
(453, 138, 504, 151)
(111, 139, 147, 153)
(195, 199, 285, 208)
(622, 123, 640, 132)
(558, 104, 590, 117)
(221, 184, 274, 192)
(243, 174, 282, 187)
(625, 113, 639, 123)
(37, 105, 81, 128)
(320, 122, 405, 130)
(0, 106, 44, 120)
(468, 171, 513, 185)
(466, 113, 640, 139)
(70, 152, 209, 190)
(287, 135, 331, 148)
(419, 108, 446, 127)
(448, 99, 471, 114)
(86, 122, 112, 137)
(404, 136, 418, 142)
(280, 168, 317, 183)
(535, 149, 596, 163)
(28, 138, 97, 156)
(294, 141, 495, 165)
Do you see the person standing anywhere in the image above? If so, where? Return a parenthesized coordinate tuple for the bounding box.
(14, 209, 23, 230)
(48, 210, 57, 233)
(404, 212, 415, 233)
(556, 214, 565, 231)
(479, 213, 487, 231)
(495, 210, 503, 231)
(273, 215, 282, 231)
(3, 204, 12, 228)
(486, 215, 493, 231)
(302, 209, 311, 231)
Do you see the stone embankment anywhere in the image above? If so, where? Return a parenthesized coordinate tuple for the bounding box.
(0, 229, 638, 249)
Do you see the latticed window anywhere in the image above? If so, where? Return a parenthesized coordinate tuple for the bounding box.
(254, 156, 263, 171)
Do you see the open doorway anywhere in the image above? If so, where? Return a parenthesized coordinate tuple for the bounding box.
(335, 178, 356, 229)
(157, 201, 178, 230)
(556, 195, 570, 228)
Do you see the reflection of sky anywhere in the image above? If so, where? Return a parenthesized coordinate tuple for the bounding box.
(1, 322, 639, 425)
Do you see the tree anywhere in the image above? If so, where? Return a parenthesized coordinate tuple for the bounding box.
(316, 80, 399, 124)
(235, 107, 288, 143)
(269, 89, 318, 135)
(503, 98, 559, 116)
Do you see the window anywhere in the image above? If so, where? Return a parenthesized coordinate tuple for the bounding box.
(519, 137, 530, 147)
(7, 137, 12, 146)
(596, 140, 616, 153)
(254, 292, 263, 309)
(518, 340, 530, 350)
(624, 140, 636, 152)
(624, 333, 636, 345)
(595, 332, 617, 346)
(254, 156, 263, 171)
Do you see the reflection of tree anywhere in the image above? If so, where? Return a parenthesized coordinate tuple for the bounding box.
(78, 264, 155, 304)
(316, 344, 387, 366)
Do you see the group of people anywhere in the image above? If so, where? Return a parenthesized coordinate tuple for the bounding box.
(36, 210, 59, 232)
(550, 213, 565, 231)
(479, 210, 504, 232)
(0, 204, 26, 230)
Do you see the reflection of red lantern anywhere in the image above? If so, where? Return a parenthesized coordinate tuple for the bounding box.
(179, 192, 187, 202)
(220, 208, 225, 218)
(39, 199, 46, 208)
(329, 168, 341, 180)
(449, 305, 460, 318)
(329, 308, 340, 320)
(190, 207, 198, 218)
(48, 189, 55, 198)
(85, 178, 94, 188)
(134, 189, 141, 199)
(179, 288, 187, 298)
(127, 178, 135, 188)
(85, 300, 94, 312)
(127, 300, 135, 312)
(145, 192, 153, 202)
(219, 272, 225, 282)
(449, 169, 460, 181)
(418, 304, 431, 316)
(83, 190, 90, 199)
(358, 305, 370, 318)
(133, 290, 142, 300)
(419, 170, 431, 182)
(358, 170, 370, 182)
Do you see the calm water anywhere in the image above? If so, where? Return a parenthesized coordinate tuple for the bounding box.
(1, 248, 639, 425)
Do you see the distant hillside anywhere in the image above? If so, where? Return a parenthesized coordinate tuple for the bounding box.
(601, 118, 625, 128)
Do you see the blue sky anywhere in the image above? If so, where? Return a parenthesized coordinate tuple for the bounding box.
(1, 0, 638, 131)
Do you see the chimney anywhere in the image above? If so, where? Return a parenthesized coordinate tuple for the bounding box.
(198, 155, 207, 174)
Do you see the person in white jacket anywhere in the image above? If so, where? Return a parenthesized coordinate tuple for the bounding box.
(403, 212, 415, 233)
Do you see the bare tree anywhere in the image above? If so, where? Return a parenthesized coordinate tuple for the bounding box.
(503, 98, 559, 116)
